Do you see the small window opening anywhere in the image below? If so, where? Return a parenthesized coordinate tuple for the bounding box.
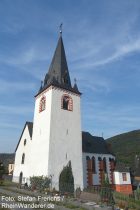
(39, 96, 46, 112)
(24, 139, 26, 146)
(62, 95, 73, 111)
(21, 153, 25, 164)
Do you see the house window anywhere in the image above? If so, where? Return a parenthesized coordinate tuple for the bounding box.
(92, 156, 96, 173)
(39, 96, 46, 112)
(24, 139, 26, 146)
(21, 153, 25, 164)
(122, 173, 127, 181)
(61, 95, 73, 111)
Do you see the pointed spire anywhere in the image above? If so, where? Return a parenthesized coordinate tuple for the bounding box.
(35, 28, 81, 97)
(73, 78, 79, 92)
(44, 31, 72, 89)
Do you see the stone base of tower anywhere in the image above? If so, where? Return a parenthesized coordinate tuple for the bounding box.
(115, 184, 132, 195)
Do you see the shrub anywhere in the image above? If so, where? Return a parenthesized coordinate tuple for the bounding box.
(30, 176, 51, 192)
(59, 161, 74, 194)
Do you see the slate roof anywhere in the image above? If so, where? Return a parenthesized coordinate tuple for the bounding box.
(82, 131, 113, 154)
(27, 122, 33, 138)
(15, 122, 33, 152)
(115, 162, 130, 172)
(37, 35, 80, 96)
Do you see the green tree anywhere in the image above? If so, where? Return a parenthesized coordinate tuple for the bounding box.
(59, 161, 74, 194)
(100, 173, 114, 205)
(0, 162, 5, 185)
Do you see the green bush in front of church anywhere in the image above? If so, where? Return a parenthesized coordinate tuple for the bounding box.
(59, 161, 74, 194)
(30, 176, 51, 192)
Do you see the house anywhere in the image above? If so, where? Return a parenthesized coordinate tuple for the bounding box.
(8, 163, 14, 175)
(113, 162, 132, 194)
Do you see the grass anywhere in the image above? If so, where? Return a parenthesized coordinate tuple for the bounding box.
(0, 180, 18, 187)
(2, 186, 38, 197)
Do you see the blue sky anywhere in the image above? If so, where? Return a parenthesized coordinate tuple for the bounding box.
(1, 0, 140, 153)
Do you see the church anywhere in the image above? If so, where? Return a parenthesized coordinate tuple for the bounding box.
(13, 30, 120, 190)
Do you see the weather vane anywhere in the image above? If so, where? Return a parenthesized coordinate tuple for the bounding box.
(59, 23, 63, 35)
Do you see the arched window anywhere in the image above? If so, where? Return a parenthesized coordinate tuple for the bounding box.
(21, 153, 25, 164)
(39, 96, 46, 112)
(98, 157, 102, 161)
(61, 95, 73, 111)
(103, 157, 107, 173)
(86, 156, 90, 160)
(86, 156, 91, 171)
(98, 157, 103, 170)
(24, 139, 26, 146)
(92, 156, 96, 173)
(109, 158, 115, 171)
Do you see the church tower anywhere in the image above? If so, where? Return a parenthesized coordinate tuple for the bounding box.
(29, 31, 84, 189)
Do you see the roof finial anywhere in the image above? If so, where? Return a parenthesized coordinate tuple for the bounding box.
(59, 23, 63, 35)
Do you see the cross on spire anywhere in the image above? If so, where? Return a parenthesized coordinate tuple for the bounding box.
(59, 23, 63, 35)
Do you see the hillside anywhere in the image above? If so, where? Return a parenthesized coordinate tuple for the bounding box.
(106, 130, 140, 167)
(0, 153, 15, 167)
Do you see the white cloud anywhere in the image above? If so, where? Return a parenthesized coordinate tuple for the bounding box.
(70, 36, 140, 71)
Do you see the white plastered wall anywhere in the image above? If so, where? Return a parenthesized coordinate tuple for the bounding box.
(27, 88, 52, 177)
(13, 125, 32, 182)
(48, 88, 84, 189)
(113, 172, 131, 185)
